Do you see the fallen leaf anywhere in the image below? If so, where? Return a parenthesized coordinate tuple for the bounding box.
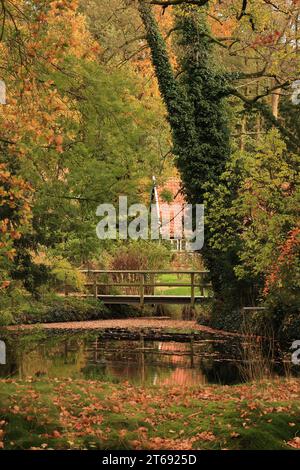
(287, 437, 300, 449)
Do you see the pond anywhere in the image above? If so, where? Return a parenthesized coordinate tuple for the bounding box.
(0, 330, 297, 387)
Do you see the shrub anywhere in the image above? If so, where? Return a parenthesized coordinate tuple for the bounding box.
(109, 240, 171, 271)
(50, 258, 86, 292)
(11, 296, 144, 325)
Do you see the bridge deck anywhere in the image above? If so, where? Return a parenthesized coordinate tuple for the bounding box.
(98, 295, 208, 305)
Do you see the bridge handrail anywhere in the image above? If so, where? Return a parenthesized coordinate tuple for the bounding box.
(72, 269, 212, 307)
(79, 270, 210, 274)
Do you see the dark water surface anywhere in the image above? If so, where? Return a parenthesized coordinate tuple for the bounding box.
(0, 330, 297, 386)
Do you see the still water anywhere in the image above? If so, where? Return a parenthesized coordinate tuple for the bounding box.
(0, 331, 295, 386)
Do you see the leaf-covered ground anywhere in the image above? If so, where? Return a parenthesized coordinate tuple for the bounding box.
(6, 319, 236, 336)
(0, 378, 300, 450)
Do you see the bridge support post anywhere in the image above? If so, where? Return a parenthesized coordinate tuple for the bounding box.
(200, 272, 204, 297)
(140, 273, 145, 308)
(191, 272, 195, 308)
(190, 334, 194, 368)
(139, 333, 145, 383)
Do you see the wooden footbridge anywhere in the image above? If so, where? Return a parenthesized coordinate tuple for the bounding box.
(71, 270, 212, 307)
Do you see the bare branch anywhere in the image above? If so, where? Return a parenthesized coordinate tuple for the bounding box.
(228, 86, 300, 150)
(150, 0, 209, 6)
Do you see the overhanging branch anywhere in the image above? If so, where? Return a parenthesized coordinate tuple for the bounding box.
(229, 87, 300, 151)
(150, 0, 209, 6)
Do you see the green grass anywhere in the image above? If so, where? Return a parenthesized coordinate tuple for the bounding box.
(0, 378, 300, 450)
(156, 273, 204, 296)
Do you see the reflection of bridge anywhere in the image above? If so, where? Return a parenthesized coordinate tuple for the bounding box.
(74, 270, 212, 307)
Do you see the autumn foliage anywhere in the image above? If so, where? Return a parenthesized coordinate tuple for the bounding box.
(0, 0, 99, 282)
(0, 164, 32, 288)
(264, 227, 300, 296)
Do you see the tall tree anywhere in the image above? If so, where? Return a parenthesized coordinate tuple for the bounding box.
(137, 1, 236, 298)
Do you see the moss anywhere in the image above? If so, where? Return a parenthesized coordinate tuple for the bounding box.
(0, 378, 299, 450)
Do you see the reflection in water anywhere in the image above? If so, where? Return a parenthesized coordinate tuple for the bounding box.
(1, 332, 296, 387)
(82, 340, 207, 386)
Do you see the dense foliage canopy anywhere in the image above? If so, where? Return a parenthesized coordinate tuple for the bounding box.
(0, 0, 299, 336)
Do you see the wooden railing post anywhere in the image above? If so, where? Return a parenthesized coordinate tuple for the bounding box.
(191, 272, 195, 308)
(94, 274, 98, 299)
(200, 272, 204, 297)
(140, 272, 145, 308)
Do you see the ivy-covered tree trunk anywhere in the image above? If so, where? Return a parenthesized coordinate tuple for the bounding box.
(137, 1, 229, 201)
(137, 0, 198, 157)
(138, 1, 256, 320)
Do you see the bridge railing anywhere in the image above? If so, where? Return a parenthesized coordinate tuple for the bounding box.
(78, 270, 212, 307)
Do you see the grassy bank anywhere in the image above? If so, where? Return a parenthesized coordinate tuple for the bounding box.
(1, 296, 146, 326)
(0, 378, 300, 450)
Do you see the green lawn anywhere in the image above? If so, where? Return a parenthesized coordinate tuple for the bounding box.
(156, 273, 208, 296)
(0, 378, 300, 450)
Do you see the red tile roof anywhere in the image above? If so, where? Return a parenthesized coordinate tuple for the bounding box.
(156, 177, 185, 239)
